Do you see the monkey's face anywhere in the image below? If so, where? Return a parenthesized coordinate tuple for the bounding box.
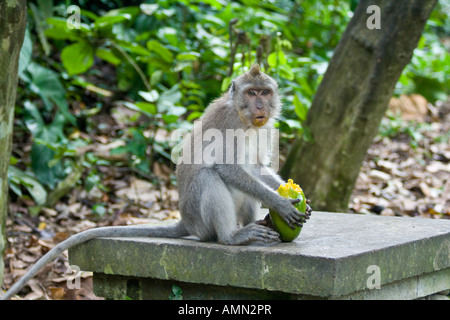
(243, 88, 275, 127)
(229, 65, 281, 127)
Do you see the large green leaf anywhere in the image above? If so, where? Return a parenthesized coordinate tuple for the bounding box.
(146, 40, 174, 63)
(23, 101, 68, 190)
(31, 141, 65, 190)
(115, 40, 151, 56)
(45, 17, 90, 40)
(267, 51, 287, 68)
(26, 63, 76, 125)
(24, 102, 66, 190)
(279, 64, 294, 81)
(176, 52, 201, 61)
(8, 166, 47, 206)
(95, 48, 122, 65)
(121, 101, 156, 117)
(135, 102, 157, 115)
(61, 40, 94, 75)
(94, 14, 131, 28)
(18, 28, 32, 76)
(293, 94, 308, 122)
(27, 63, 65, 105)
(23, 100, 45, 136)
(159, 84, 182, 105)
(104, 6, 140, 18)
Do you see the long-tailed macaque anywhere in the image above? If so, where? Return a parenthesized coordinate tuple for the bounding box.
(1, 64, 310, 300)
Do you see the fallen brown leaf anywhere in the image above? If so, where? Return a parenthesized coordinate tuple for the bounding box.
(49, 286, 66, 300)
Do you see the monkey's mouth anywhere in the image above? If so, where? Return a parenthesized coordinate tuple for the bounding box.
(252, 116, 268, 127)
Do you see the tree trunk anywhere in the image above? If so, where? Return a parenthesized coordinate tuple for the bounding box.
(281, 0, 437, 211)
(0, 0, 27, 286)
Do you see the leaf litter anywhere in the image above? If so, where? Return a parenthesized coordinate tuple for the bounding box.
(350, 96, 450, 218)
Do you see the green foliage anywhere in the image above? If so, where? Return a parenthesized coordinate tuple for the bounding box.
(395, 2, 450, 103)
(9, 0, 448, 210)
(378, 113, 432, 150)
(61, 40, 95, 75)
(8, 165, 47, 206)
(169, 284, 183, 300)
(111, 127, 152, 174)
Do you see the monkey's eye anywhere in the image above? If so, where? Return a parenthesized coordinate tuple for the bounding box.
(248, 91, 256, 96)
(261, 90, 270, 96)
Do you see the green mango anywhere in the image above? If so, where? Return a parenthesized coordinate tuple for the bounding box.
(269, 179, 306, 242)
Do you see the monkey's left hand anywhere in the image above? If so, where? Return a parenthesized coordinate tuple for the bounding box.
(305, 198, 312, 219)
(257, 199, 312, 231)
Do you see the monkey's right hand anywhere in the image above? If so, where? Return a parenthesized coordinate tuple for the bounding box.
(273, 198, 308, 229)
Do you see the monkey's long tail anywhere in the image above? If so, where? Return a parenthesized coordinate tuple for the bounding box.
(1, 222, 187, 300)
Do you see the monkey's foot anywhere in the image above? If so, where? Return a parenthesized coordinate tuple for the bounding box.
(222, 223, 280, 245)
(245, 223, 280, 243)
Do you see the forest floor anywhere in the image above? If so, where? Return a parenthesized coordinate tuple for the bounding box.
(2, 96, 449, 300)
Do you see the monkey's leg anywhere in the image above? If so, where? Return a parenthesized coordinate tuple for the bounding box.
(238, 198, 259, 226)
(216, 165, 307, 229)
(199, 169, 279, 245)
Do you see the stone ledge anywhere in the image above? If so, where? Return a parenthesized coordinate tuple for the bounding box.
(69, 211, 450, 299)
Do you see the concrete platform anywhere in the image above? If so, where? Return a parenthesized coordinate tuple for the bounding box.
(69, 211, 450, 299)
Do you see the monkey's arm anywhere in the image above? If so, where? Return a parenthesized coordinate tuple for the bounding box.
(1, 222, 187, 300)
(215, 165, 307, 227)
(253, 166, 313, 217)
(253, 165, 285, 191)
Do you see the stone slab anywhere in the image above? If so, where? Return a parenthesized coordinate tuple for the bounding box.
(69, 211, 450, 299)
